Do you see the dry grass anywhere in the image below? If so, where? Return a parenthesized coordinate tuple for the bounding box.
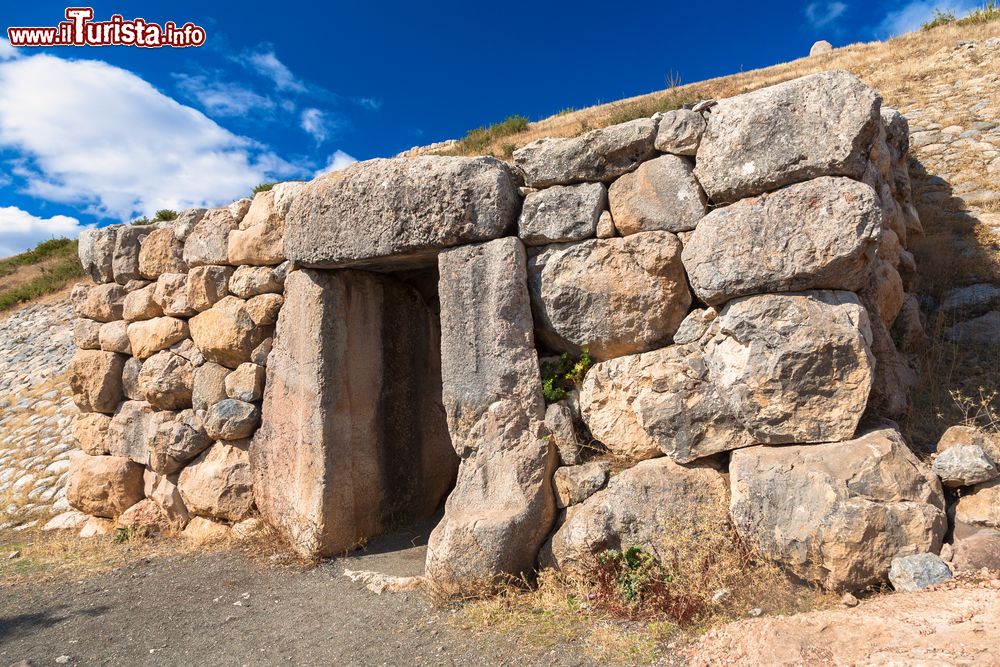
(448, 508, 835, 664)
(428, 18, 1000, 159)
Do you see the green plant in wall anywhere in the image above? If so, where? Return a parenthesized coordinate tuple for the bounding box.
(540, 349, 593, 403)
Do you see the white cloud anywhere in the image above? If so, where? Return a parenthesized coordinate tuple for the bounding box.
(876, 0, 979, 36)
(314, 150, 357, 176)
(0, 53, 302, 221)
(173, 72, 276, 117)
(806, 1, 848, 28)
(243, 47, 306, 93)
(300, 108, 327, 142)
(354, 97, 382, 111)
(0, 38, 19, 62)
(0, 206, 91, 257)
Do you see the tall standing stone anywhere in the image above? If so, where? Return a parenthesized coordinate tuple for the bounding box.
(425, 237, 557, 582)
(251, 269, 457, 558)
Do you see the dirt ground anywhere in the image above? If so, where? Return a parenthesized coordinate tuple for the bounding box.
(0, 521, 600, 667)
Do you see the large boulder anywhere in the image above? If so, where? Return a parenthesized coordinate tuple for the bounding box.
(143, 470, 190, 530)
(147, 409, 212, 474)
(72, 412, 112, 456)
(183, 208, 238, 267)
(607, 154, 707, 235)
(188, 296, 271, 369)
(654, 109, 706, 156)
(113, 225, 154, 284)
(192, 362, 230, 411)
(694, 71, 881, 203)
(228, 190, 286, 266)
(73, 318, 101, 350)
(68, 349, 126, 413)
(177, 441, 253, 522)
(888, 553, 952, 592)
(136, 350, 194, 410)
(285, 156, 521, 270)
(541, 458, 729, 573)
(729, 426, 947, 591)
(528, 232, 691, 360)
(703, 291, 874, 444)
(513, 118, 658, 187)
(187, 265, 234, 312)
(553, 461, 610, 509)
(78, 226, 117, 283)
(425, 238, 557, 582)
(107, 400, 165, 464)
(117, 498, 173, 537)
(126, 317, 188, 359)
(252, 268, 457, 558)
(580, 315, 754, 462)
(954, 479, 1000, 529)
(153, 273, 197, 317)
(122, 283, 163, 322)
(228, 263, 286, 299)
(73, 283, 127, 322)
(138, 227, 187, 279)
(204, 399, 259, 440)
(518, 183, 606, 246)
(681, 177, 883, 305)
(98, 320, 131, 355)
(932, 445, 998, 488)
(65, 452, 144, 518)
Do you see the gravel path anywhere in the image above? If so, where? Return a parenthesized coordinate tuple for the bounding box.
(0, 299, 77, 529)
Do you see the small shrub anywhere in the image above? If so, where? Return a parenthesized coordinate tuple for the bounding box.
(455, 115, 530, 155)
(922, 8, 957, 30)
(252, 182, 276, 195)
(593, 546, 704, 624)
(130, 216, 152, 226)
(556, 106, 575, 116)
(956, 1, 1000, 25)
(603, 72, 697, 126)
(540, 349, 594, 403)
(153, 209, 177, 222)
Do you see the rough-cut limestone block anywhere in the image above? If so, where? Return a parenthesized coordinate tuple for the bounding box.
(72, 412, 112, 456)
(170, 338, 205, 368)
(888, 553, 952, 592)
(955, 479, 1000, 529)
(228, 263, 286, 298)
(107, 400, 162, 464)
(78, 226, 117, 283)
(193, 362, 231, 411)
(654, 109, 706, 156)
(229, 198, 252, 223)
(153, 273, 197, 317)
(682, 177, 883, 305)
(178, 440, 254, 522)
(170, 208, 207, 242)
(126, 317, 188, 360)
(580, 316, 755, 463)
(729, 426, 946, 591)
(244, 294, 284, 327)
(554, 461, 610, 509)
(938, 425, 1000, 462)
(285, 156, 521, 270)
(514, 118, 658, 187)
(183, 208, 238, 267)
(704, 290, 874, 444)
(225, 363, 265, 402)
(204, 399, 259, 441)
(187, 265, 234, 312)
(139, 227, 187, 279)
(122, 283, 163, 321)
(932, 445, 998, 488)
(518, 183, 606, 246)
(182, 516, 230, 541)
(73, 283, 127, 323)
(425, 238, 556, 582)
(143, 470, 191, 530)
(545, 401, 582, 465)
(113, 225, 154, 284)
(147, 409, 212, 474)
(136, 350, 194, 411)
(541, 458, 729, 573)
(122, 357, 143, 400)
(98, 320, 131, 355)
(528, 232, 691, 360)
(252, 268, 457, 559)
(117, 499, 174, 537)
(189, 296, 271, 369)
(73, 318, 101, 350)
(66, 451, 144, 518)
(952, 529, 1000, 571)
(608, 154, 707, 235)
(596, 210, 616, 238)
(68, 349, 126, 414)
(864, 300, 917, 421)
(227, 190, 285, 266)
(695, 71, 881, 203)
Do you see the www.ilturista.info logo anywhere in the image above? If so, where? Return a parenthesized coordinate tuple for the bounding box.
(7, 8, 206, 48)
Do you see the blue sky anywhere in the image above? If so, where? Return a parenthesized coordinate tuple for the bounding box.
(0, 0, 985, 255)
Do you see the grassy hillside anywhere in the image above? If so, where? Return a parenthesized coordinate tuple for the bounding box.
(0, 238, 84, 313)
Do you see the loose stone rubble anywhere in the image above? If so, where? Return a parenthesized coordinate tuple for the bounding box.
(55, 69, 979, 594)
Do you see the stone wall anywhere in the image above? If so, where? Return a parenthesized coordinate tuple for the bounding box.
(68, 69, 953, 591)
